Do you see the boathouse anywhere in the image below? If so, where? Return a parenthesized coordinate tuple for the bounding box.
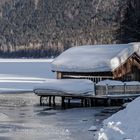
(51, 43, 140, 83)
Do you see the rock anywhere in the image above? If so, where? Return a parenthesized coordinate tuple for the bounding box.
(88, 125, 97, 131)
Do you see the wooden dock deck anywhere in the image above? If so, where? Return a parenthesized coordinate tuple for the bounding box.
(34, 84, 140, 107)
(34, 91, 140, 107)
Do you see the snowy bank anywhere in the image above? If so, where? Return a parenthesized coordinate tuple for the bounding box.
(0, 58, 53, 63)
(96, 96, 140, 140)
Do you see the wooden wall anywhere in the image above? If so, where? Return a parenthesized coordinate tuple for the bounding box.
(113, 53, 140, 81)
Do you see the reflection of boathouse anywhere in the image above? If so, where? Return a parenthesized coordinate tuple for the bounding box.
(52, 43, 140, 83)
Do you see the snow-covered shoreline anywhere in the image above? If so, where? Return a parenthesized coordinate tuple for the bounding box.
(95, 96, 140, 140)
(0, 58, 54, 63)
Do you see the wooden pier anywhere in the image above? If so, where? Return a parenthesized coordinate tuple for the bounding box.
(34, 84, 140, 108)
(36, 93, 140, 108)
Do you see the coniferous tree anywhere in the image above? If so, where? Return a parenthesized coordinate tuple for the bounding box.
(118, 0, 140, 43)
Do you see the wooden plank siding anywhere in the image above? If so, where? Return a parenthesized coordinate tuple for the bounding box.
(113, 53, 140, 81)
(113, 57, 133, 80)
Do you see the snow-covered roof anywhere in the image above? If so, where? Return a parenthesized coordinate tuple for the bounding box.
(52, 43, 140, 72)
(34, 79, 95, 96)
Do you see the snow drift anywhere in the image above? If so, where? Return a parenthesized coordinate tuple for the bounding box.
(96, 96, 140, 140)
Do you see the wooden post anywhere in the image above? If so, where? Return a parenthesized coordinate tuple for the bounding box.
(94, 99, 98, 106)
(94, 85, 96, 95)
(107, 98, 111, 106)
(68, 99, 71, 107)
(89, 98, 93, 107)
(49, 96, 52, 106)
(106, 84, 108, 95)
(40, 96, 43, 106)
(81, 98, 84, 107)
(87, 98, 90, 106)
(124, 83, 126, 94)
(84, 98, 87, 107)
(91, 98, 94, 106)
(53, 96, 56, 106)
(61, 96, 65, 108)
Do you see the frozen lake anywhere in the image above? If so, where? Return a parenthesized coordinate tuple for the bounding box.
(0, 59, 55, 79)
(0, 59, 55, 93)
(0, 59, 119, 140)
(0, 93, 120, 140)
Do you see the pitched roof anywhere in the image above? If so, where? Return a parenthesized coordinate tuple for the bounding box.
(51, 43, 140, 73)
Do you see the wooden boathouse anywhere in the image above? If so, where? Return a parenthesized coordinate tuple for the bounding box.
(51, 43, 140, 83)
(34, 43, 140, 107)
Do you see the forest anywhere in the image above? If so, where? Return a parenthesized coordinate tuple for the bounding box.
(0, 0, 139, 58)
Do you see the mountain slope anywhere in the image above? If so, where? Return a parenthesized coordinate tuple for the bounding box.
(0, 0, 139, 58)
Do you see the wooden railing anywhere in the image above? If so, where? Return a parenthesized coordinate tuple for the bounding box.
(95, 84, 140, 95)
